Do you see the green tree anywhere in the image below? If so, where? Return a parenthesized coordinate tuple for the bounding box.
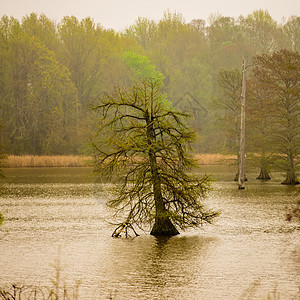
(92, 53, 216, 236)
(207, 15, 240, 49)
(0, 17, 79, 154)
(58, 17, 103, 109)
(1, 18, 35, 153)
(58, 17, 138, 152)
(29, 40, 79, 154)
(58, 17, 135, 109)
(22, 13, 61, 53)
(92, 80, 217, 236)
(240, 10, 281, 54)
(206, 14, 252, 77)
(127, 12, 214, 152)
(246, 65, 277, 180)
(282, 16, 300, 52)
(122, 51, 164, 84)
(164, 28, 212, 151)
(252, 50, 300, 185)
(126, 17, 157, 52)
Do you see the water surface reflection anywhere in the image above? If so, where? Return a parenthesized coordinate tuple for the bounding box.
(0, 167, 299, 299)
(96, 235, 216, 299)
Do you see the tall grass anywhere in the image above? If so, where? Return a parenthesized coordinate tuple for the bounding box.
(194, 153, 236, 165)
(4, 155, 92, 168)
(0, 254, 81, 300)
(3, 154, 235, 168)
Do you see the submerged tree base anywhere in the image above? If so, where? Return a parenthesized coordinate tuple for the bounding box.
(234, 173, 248, 182)
(281, 178, 300, 185)
(256, 168, 271, 180)
(150, 217, 179, 236)
(281, 170, 300, 185)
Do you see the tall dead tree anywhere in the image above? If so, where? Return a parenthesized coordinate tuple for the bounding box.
(238, 60, 246, 189)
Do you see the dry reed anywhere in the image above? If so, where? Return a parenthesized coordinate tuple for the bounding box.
(3, 154, 235, 168)
(194, 153, 236, 165)
(4, 155, 92, 168)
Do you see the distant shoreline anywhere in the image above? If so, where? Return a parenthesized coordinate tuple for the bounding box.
(3, 155, 92, 168)
(3, 154, 235, 168)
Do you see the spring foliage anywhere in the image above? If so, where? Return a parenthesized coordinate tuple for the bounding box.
(93, 79, 217, 235)
(92, 54, 217, 235)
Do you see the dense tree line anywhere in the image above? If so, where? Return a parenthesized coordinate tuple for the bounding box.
(0, 11, 299, 180)
(0, 14, 134, 154)
(249, 50, 300, 184)
(216, 50, 300, 184)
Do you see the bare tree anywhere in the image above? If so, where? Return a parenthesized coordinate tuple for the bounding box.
(214, 69, 243, 181)
(238, 60, 246, 189)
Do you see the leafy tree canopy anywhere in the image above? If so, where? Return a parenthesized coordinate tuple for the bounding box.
(122, 51, 164, 83)
(122, 51, 173, 110)
(92, 78, 217, 236)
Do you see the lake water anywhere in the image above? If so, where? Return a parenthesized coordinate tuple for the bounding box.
(0, 166, 299, 299)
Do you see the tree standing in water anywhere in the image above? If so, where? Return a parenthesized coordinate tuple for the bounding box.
(252, 50, 300, 185)
(92, 53, 217, 236)
(246, 66, 277, 181)
(214, 69, 244, 181)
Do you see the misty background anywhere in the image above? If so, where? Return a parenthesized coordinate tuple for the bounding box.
(0, 9, 299, 164)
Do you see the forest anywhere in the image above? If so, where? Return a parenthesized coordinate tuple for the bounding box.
(0, 9, 300, 298)
(0, 10, 299, 183)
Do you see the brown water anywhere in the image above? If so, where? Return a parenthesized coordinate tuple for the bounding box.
(0, 166, 299, 299)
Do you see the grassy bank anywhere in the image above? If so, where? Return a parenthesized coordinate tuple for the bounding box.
(3, 155, 92, 168)
(3, 154, 235, 168)
(194, 153, 235, 165)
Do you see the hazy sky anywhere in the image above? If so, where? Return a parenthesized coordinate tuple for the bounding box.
(1, 0, 300, 31)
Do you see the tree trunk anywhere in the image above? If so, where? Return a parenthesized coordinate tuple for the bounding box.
(238, 59, 246, 189)
(234, 154, 239, 181)
(145, 109, 179, 236)
(150, 215, 179, 236)
(281, 153, 299, 185)
(149, 155, 179, 236)
(256, 166, 271, 180)
(282, 172, 300, 185)
(257, 151, 271, 180)
(234, 172, 247, 182)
